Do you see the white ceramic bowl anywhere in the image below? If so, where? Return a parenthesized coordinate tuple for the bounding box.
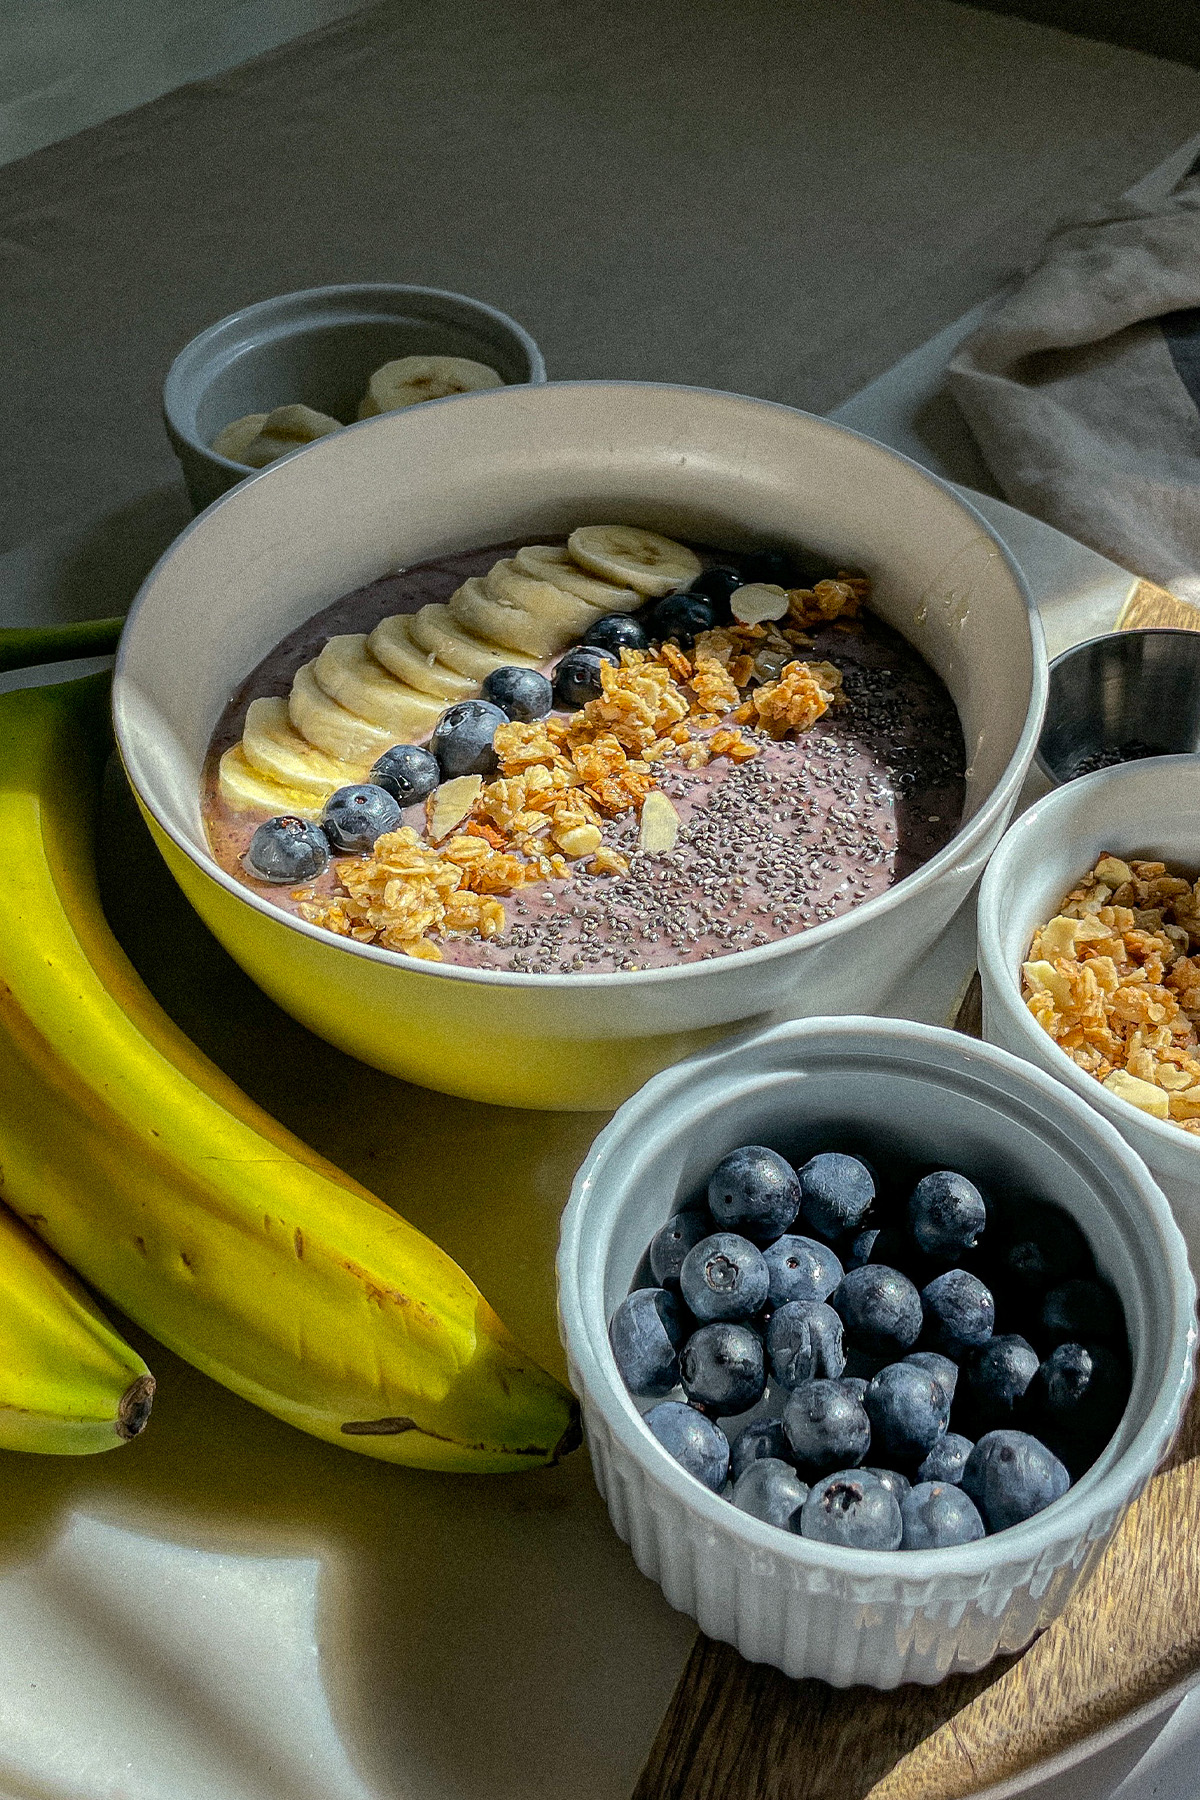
(556, 1016, 1196, 1687)
(114, 381, 1045, 1111)
(979, 755, 1200, 1256)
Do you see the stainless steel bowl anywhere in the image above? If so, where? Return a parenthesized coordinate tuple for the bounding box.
(1036, 628, 1200, 785)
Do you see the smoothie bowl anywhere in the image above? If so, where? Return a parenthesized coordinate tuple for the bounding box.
(113, 381, 1046, 1110)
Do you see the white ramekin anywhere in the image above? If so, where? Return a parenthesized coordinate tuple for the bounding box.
(556, 1016, 1195, 1688)
(978, 755, 1200, 1257)
(115, 380, 1045, 1111)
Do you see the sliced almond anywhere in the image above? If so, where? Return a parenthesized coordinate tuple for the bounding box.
(1102, 1067, 1169, 1119)
(730, 582, 790, 625)
(1022, 959, 1072, 1009)
(1034, 915, 1081, 960)
(638, 790, 680, 854)
(427, 774, 482, 842)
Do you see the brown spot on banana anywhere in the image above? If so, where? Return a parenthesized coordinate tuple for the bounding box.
(116, 1374, 155, 1439)
(294, 1227, 304, 1259)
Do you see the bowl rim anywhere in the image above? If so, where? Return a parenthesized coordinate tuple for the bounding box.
(556, 1013, 1197, 1578)
(161, 279, 548, 472)
(116, 378, 1047, 993)
(1035, 626, 1200, 785)
(979, 751, 1200, 1159)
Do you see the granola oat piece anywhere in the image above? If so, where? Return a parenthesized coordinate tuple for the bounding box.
(786, 575, 869, 628)
(689, 655, 740, 717)
(734, 659, 843, 738)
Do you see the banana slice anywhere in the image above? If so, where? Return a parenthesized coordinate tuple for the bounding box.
(449, 576, 566, 659)
(513, 544, 641, 613)
(312, 635, 446, 740)
(407, 603, 541, 679)
(485, 558, 605, 640)
(211, 412, 270, 464)
(357, 356, 504, 420)
(567, 525, 702, 597)
(241, 696, 365, 796)
(240, 405, 343, 469)
(368, 614, 479, 701)
(289, 660, 402, 765)
(217, 744, 324, 820)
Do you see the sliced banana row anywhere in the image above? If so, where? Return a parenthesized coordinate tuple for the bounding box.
(219, 526, 701, 819)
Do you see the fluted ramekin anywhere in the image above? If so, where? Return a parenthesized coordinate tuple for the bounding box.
(556, 1016, 1196, 1687)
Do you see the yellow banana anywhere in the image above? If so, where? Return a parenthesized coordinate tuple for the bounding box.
(0, 674, 578, 1473)
(0, 1202, 153, 1454)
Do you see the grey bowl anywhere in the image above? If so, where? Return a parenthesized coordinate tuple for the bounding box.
(1036, 627, 1200, 785)
(162, 282, 546, 512)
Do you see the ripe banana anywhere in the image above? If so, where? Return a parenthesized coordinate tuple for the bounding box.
(0, 1201, 154, 1455)
(211, 412, 270, 464)
(241, 695, 366, 797)
(217, 742, 326, 819)
(313, 633, 447, 738)
(406, 603, 541, 679)
(288, 658, 399, 765)
(357, 355, 504, 419)
(213, 405, 342, 469)
(368, 614, 479, 701)
(513, 544, 640, 613)
(568, 524, 701, 596)
(0, 674, 578, 1472)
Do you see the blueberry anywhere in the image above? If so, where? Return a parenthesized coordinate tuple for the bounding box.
(742, 547, 794, 588)
(608, 1287, 688, 1398)
(965, 1334, 1040, 1426)
(999, 1199, 1093, 1296)
(679, 1233, 769, 1323)
(244, 815, 329, 884)
(921, 1269, 995, 1357)
(480, 665, 553, 722)
(767, 1301, 845, 1387)
(904, 1350, 959, 1406)
(908, 1171, 987, 1261)
(369, 743, 441, 806)
(582, 613, 649, 655)
(845, 1224, 908, 1271)
(900, 1482, 986, 1549)
(649, 1210, 710, 1288)
(688, 567, 742, 620)
(643, 1400, 730, 1493)
(916, 1431, 974, 1486)
(797, 1153, 875, 1241)
(783, 1378, 871, 1478)
(962, 1430, 1070, 1531)
(552, 645, 619, 708)
(707, 1145, 801, 1242)
(430, 699, 508, 777)
(800, 1470, 902, 1550)
(763, 1235, 844, 1308)
(1036, 1342, 1127, 1451)
(321, 783, 403, 854)
(729, 1417, 790, 1482)
(1040, 1279, 1123, 1348)
(832, 1265, 923, 1360)
(680, 1322, 766, 1414)
(646, 593, 716, 648)
(864, 1362, 949, 1465)
(732, 1457, 809, 1530)
(866, 1466, 911, 1504)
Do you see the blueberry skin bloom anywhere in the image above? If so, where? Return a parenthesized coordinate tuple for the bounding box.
(832, 1265, 923, 1360)
(321, 782, 403, 853)
(921, 1269, 995, 1358)
(608, 1287, 688, 1398)
(643, 1400, 730, 1493)
(430, 699, 509, 777)
(967, 1334, 1040, 1424)
(801, 1470, 903, 1550)
(732, 1458, 809, 1530)
(480, 665, 554, 722)
(767, 1301, 845, 1387)
(904, 1350, 959, 1406)
(962, 1430, 1070, 1532)
(707, 1144, 801, 1243)
(728, 1417, 790, 1482)
(582, 613, 649, 655)
(648, 1210, 710, 1288)
(369, 743, 440, 806)
(783, 1378, 871, 1478)
(762, 1234, 844, 1307)
(917, 1431, 974, 1486)
(797, 1152, 875, 1242)
(900, 1482, 986, 1549)
(552, 646, 619, 708)
(864, 1363, 949, 1465)
(908, 1171, 988, 1261)
(244, 815, 329, 884)
(679, 1323, 766, 1414)
(679, 1233, 769, 1323)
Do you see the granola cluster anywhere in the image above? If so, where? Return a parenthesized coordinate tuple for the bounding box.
(1022, 855, 1200, 1131)
(297, 579, 864, 961)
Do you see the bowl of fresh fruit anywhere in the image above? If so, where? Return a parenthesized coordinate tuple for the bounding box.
(556, 1014, 1196, 1687)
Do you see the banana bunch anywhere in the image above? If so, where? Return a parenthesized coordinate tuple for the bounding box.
(219, 526, 701, 817)
(0, 674, 577, 1472)
(0, 1202, 154, 1454)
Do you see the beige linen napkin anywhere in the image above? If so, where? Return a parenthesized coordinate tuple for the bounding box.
(948, 161, 1200, 600)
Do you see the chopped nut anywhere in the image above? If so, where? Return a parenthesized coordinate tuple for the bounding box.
(735, 659, 842, 738)
(427, 774, 483, 841)
(588, 846, 630, 877)
(730, 582, 790, 625)
(638, 790, 680, 853)
(1103, 1068, 1170, 1119)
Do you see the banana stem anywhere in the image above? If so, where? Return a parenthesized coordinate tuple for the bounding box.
(0, 618, 124, 675)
